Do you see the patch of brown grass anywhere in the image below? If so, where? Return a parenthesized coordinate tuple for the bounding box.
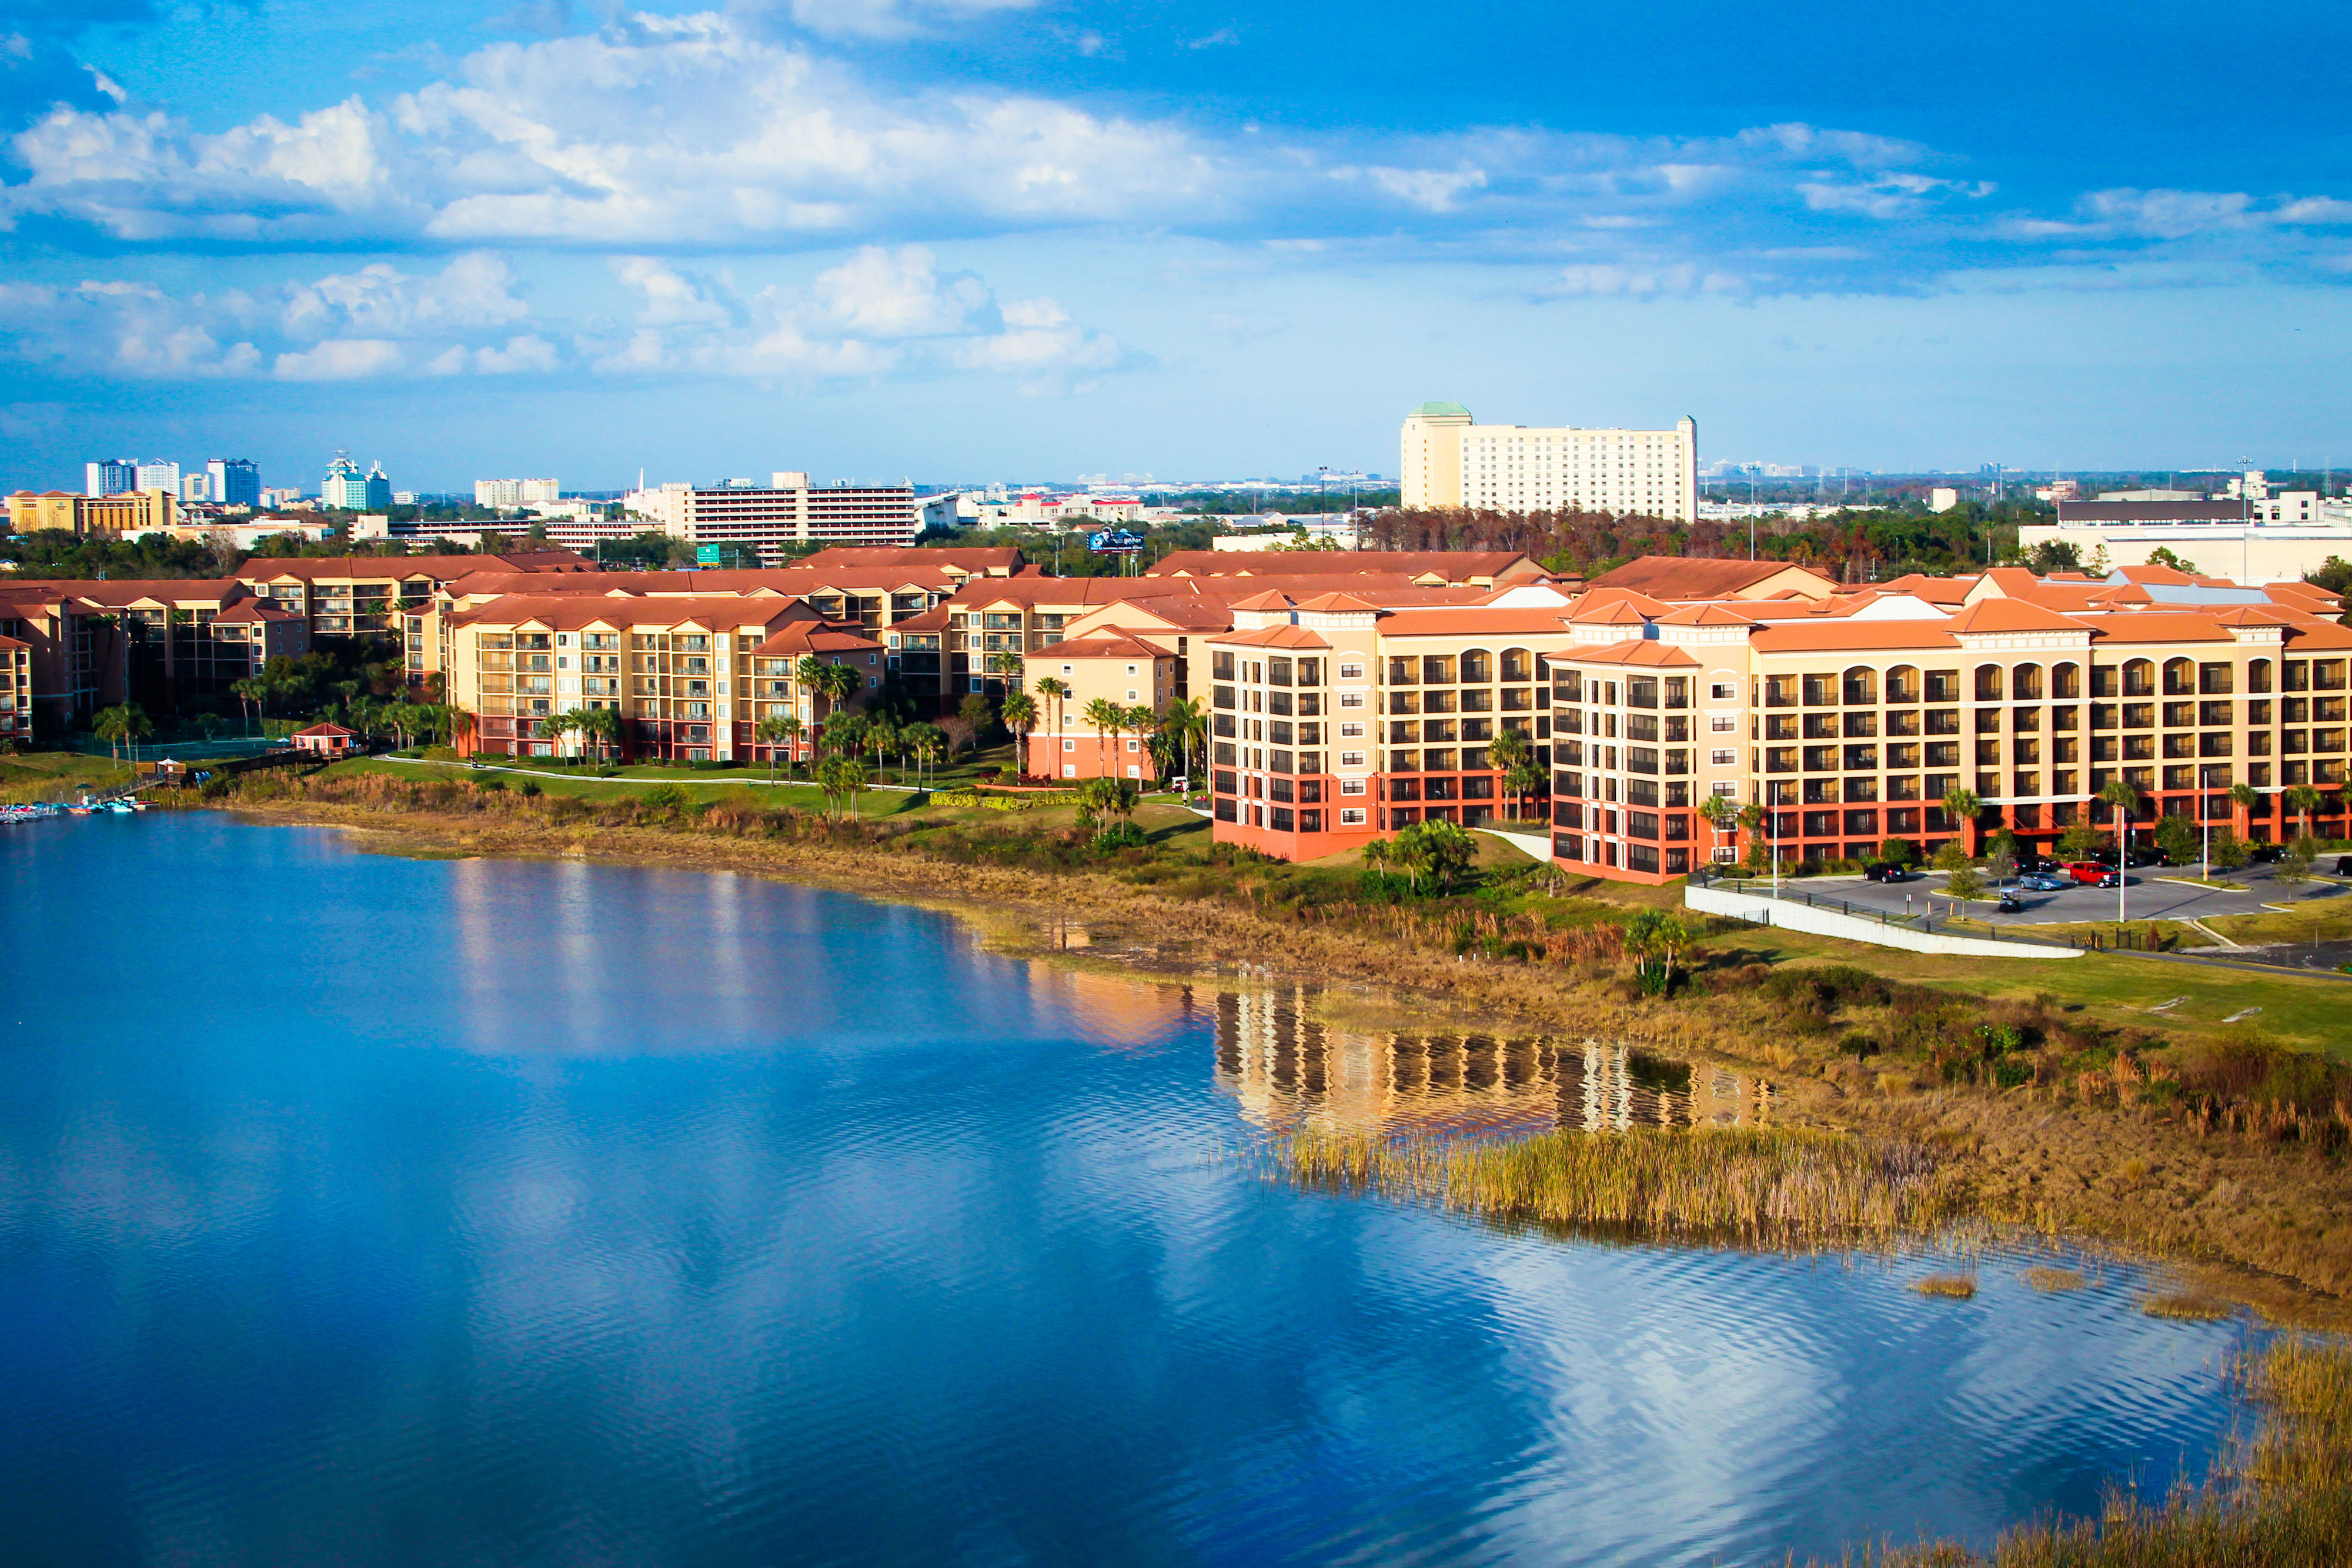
(2022, 1266, 2087, 1292)
(1915, 1273, 1978, 1299)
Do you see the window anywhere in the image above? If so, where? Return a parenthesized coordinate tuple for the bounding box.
(1061, 664, 1073, 676)
(1339, 751, 1366, 768)
(1127, 690, 1138, 700)
(1711, 748, 1736, 765)
(1126, 738, 1139, 752)
(1126, 664, 1138, 676)
(1339, 722, 1365, 738)
(1340, 778, 1367, 795)
(1711, 716, 1736, 732)
(1338, 663, 1364, 680)
(1339, 691, 1365, 708)
(1711, 781, 1738, 798)
(1712, 683, 1735, 701)
(1063, 738, 1076, 751)
(1063, 764, 1077, 778)
(1339, 807, 1367, 825)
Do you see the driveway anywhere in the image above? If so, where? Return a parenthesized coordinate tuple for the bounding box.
(1771, 863, 2350, 932)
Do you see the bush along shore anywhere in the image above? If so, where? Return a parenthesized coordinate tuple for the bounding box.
(188, 764, 2352, 1309)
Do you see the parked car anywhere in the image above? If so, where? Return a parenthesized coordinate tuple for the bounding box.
(2018, 873, 2070, 892)
(2015, 855, 2062, 875)
(1997, 890, 2025, 913)
(2064, 861, 2123, 886)
(2335, 854, 2352, 876)
(2250, 843, 2286, 863)
(1864, 861, 1914, 883)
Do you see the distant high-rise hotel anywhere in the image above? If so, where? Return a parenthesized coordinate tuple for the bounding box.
(209, 458, 261, 508)
(1399, 403, 1698, 523)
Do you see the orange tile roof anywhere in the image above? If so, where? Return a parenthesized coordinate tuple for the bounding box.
(750, 622, 883, 657)
(1211, 623, 1333, 650)
(2079, 612, 2239, 644)
(1652, 603, 1759, 627)
(447, 595, 813, 633)
(1292, 591, 1383, 613)
(1589, 556, 1838, 598)
(1946, 599, 2092, 635)
(1555, 640, 1700, 667)
(1228, 590, 1297, 611)
(1375, 609, 1576, 637)
(2281, 621, 2352, 649)
(1029, 634, 1171, 660)
(1749, 623, 1963, 653)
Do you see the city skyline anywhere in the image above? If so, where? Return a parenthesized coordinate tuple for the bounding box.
(2, 0, 2347, 490)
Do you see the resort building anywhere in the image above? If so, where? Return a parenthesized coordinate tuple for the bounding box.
(1144, 551, 1549, 587)
(0, 579, 312, 727)
(1017, 634, 1179, 780)
(1399, 404, 1699, 522)
(6, 492, 80, 534)
(439, 595, 882, 761)
(634, 474, 922, 560)
(2017, 496, 2352, 585)
(0, 636, 32, 741)
(74, 489, 179, 536)
(291, 723, 359, 757)
(233, 552, 595, 647)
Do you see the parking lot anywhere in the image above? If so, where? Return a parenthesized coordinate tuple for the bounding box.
(1768, 861, 2351, 933)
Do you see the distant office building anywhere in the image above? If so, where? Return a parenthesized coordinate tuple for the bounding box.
(630, 472, 918, 561)
(85, 458, 138, 496)
(208, 458, 260, 509)
(1929, 487, 1961, 513)
(322, 451, 392, 511)
(135, 460, 181, 494)
(2019, 492, 2352, 583)
(476, 477, 561, 509)
(1399, 403, 1698, 521)
(262, 487, 309, 509)
(77, 489, 178, 536)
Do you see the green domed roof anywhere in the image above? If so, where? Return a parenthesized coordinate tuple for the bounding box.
(1410, 401, 1471, 417)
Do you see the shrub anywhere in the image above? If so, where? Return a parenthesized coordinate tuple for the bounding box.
(519, 780, 542, 798)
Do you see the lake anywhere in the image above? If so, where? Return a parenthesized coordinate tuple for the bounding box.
(0, 813, 2249, 1566)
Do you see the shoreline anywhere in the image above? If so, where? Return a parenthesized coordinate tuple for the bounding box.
(199, 791, 2352, 1326)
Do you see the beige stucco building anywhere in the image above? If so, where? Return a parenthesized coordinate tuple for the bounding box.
(1400, 404, 1699, 522)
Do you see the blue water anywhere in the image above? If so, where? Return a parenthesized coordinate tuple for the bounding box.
(0, 814, 2249, 1566)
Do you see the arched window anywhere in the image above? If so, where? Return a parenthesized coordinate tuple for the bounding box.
(1842, 665, 1879, 705)
(1499, 647, 1532, 682)
(1975, 663, 2005, 701)
(1886, 664, 1920, 704)
(2012, 663, 2044, 701)
(2161, 657, 2194, 697)
(1460, 648, 1492, 684)
(2123, 658, 2155, 697)
(2052, 661, 2082, 700)
(2250, 658, 2274, 694)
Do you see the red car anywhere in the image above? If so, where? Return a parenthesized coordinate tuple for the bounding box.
(2065, 861, 2122, 888)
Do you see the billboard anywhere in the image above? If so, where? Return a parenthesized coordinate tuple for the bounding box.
(1088, 529, 1146, 554)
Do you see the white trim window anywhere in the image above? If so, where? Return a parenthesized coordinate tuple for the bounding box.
(1063, 737, 1077, 751)
(1338, 722, 1365, 738)
(1338, 663, 1365, 680)
(1339, 778, 1367, 795)
(1339, 807, 1367, 825)
(1710, 748, 1736, 765)
(1338, 751, 1365, 768)
(1339, 691, 1366, 708)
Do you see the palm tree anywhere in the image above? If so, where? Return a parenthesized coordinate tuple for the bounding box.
(1738, 800, 1779, 890)
(1161, 695, 1207, 790)
(864, 716, 897, 784)
(1034, 676, 1071, 759)
(92, 702, 151, 765)
(581, 705, 623, 765)
(1489, 727, 1532, 820)
(2098, 776, 2139, 920)
(754, 714, 796, 781)
(1697, 793, 1738, 868)
(1940, 784, 1983, 859)
(1000, 690, 1039, 779)
(2284, 781, 2323, 844)
(230, 677, 264, 738)
(906, 723, 944, 789)
(1081, 696, 1120, 777)
(2227, 780, 2260, 848)
(536, 711, 572, 758)
(1123, 703, 1160, 783)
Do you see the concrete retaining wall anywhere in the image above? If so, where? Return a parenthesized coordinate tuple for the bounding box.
(1476, 827, 1554, 862)
(1685, 882, 2082, 960)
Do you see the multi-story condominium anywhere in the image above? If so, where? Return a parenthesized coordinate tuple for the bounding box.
(0, 636, 32, 741)
(475, 478, 561, 509)
(1204, 595, 1563, 857)
(1545, 593, 2352, 880)
(1018, 634, 1179, 781)
(321, 453, 392, 511)
(85, 458, 138, 497)
(6, 492, 80, 534)
(1199, 557, 2352, 870)
(1399, 404, 1699, 522)
(208, 459, 261, 509)
(135, 460, 181, 495)
(632, 473, 921, 561)
(1145, 550, 1549, 588)
(440, 596, 880, 761)
(76, 489, 178, 536)
(0, 579, 309, 727)
(235, 551, 594, 646)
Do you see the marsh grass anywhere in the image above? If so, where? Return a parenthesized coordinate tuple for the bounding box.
(2143, 1290, 2237, 1323)
(1275, 1125, 1961, 1249)
(2023, 1266, 2087, 1292)
(1915, 1273, 1978, 1299)
(1850, 1336, 2352, 1566)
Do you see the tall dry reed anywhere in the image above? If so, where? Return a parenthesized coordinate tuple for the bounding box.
(1278, 1126, 1958, 1248)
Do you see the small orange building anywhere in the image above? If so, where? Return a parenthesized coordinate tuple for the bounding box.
(291, 722, 359, 757)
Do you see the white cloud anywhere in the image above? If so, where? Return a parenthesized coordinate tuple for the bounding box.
(592, 242, 1121, 389)
(283, 252, 530, 338)
(273, 339, 406, 380)
(473, 333, 561, 373)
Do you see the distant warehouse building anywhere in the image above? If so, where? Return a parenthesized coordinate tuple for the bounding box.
(624, 472, 918, 562)
(2019, 491, 2352, 585)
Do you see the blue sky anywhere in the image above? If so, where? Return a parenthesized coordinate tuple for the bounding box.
(4, 0, 2349, 493)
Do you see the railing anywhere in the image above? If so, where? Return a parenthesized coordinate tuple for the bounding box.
(1685, 867, 2100, 953)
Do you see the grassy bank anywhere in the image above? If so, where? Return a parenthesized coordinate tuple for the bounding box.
(182, 761, 2352, 1306)
(1855, 1334, 2352, 1566)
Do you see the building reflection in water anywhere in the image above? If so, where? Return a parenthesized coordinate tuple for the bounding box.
(1212, 987, 1771, 1138)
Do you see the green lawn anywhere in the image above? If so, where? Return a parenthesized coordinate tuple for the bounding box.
(0, 751, 135, 801)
